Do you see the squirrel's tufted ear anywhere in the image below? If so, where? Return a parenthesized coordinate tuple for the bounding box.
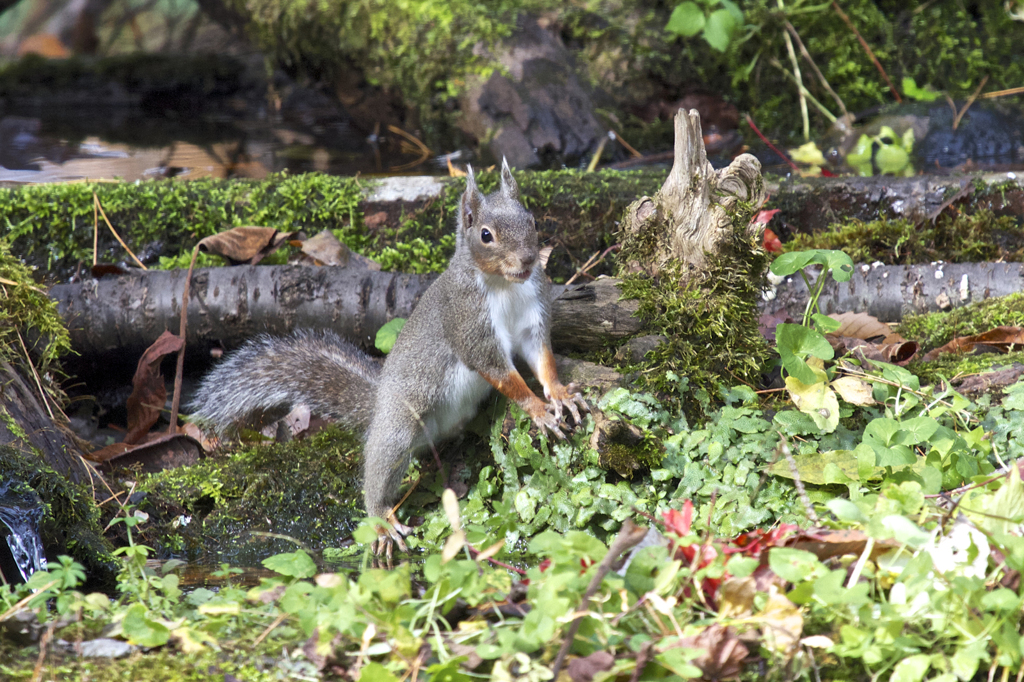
(499, 157, 519, 201)
(461, 164, 482, 230)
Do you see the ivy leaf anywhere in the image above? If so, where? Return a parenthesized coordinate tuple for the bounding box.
(768, 547, 824, 583)
(375, 317, 406, 354)
(122, 603, 170, 648)
(784, 375, 839, 433)
(703, 8, 738, 51)
(770, 249, 853, 281)
(665, 2, 705, 37)
(263, 550, 317, 579)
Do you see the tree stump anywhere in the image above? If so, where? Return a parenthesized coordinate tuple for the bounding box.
(619, 108, 766, 276)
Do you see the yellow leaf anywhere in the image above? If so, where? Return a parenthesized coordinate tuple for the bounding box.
(832, 376, 875, 406)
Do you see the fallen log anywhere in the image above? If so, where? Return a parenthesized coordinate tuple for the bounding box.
(48, 266, 643, 361)
(765, 261, 1024, 322)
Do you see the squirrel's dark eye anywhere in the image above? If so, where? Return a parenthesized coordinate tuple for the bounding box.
(480, 228, 493, 244)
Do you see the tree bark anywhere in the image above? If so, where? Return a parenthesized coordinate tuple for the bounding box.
(0, 359, 92, 485)
(764, 261, 1024, 322)
(48, 266, 642, 360)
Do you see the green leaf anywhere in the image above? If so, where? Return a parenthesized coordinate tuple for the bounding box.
(901, 77, 940, 102)
(898, 416, 939, 445)
(703, 8, 737, 51)
(770, 249, 854, 281)
(665, 2, 705, 37)
(768, 547, 824, 583)
(655, 647, 703, 678)
(375, 317, 406, 354)
(122, 603, 170, 648)
(811, 313, 842, 334)
(890, 653, 931, 682)
(359, 663, 400, 682)
(776, 324, 834, 362)
(262, 550, 317, 579)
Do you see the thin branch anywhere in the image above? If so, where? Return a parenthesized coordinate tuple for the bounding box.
(784, 20, 848, 117)
(831, 1, 901, 102)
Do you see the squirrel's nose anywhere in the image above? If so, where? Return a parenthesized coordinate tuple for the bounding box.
(519, 250, 537, 268)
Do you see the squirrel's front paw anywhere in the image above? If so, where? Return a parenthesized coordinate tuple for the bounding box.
(526, 399, 567, 439)
(546, 382, 590, 426)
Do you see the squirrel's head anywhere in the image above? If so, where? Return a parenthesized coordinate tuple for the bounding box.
(459, 158, 539, 284)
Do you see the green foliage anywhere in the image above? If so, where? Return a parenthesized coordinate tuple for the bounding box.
(665, 0, 744, 52)
(786, 209, 1024, 266)
(0, 239, 71, 374)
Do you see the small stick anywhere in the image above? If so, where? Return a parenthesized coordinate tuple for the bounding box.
(778, 0, 809, 140)
(550, 519, 649, 679)
(831, 1, 901, 102)
(745, 114, 801, 174)
(167, 243, 201, 435)
(610, 129, 643, 158)
(784, 20, 848, 117)
(586, 135, 608, 172)
(253, 613, 289, 647)
(94, 193, 147, 270)
(952, 75, 989, 131)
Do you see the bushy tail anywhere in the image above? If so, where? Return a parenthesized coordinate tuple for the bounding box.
(189, 330, 379, 436)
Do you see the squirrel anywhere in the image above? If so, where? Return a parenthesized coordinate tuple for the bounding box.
(190, 159, 589, 553)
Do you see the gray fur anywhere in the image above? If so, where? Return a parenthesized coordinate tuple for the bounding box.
(189, 329, 379, 435)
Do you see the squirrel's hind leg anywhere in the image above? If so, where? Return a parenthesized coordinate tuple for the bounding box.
(362, 411, 420, 553)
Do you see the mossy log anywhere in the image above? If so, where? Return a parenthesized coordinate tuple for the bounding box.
(48, 266, 642, 364)
(0, 359, 92, 484)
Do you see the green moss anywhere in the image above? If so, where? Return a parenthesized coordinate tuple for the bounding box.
(617, 221, 773, 420)
(3, 173, 367, 281)
(136, 427, 365, 563)
(785, 209, 1024, 265)
(897, 293, 1024, 352)
(0, 639, 284, 681)
(0, 445, 116, 587)
(909, 350, 1024, 387)
(0, 239, 71, 373)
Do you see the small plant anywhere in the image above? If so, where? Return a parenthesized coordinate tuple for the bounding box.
(665, 0, 745, 52)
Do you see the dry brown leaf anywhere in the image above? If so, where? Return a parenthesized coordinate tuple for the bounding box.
(829, 336, 919, 366)
(829, 311, 898, 342)
(566, 651, 615, 682)
(197, 226, 294, 264)
(832, 376, 875, 406)
(756, 588, 803, 658)
(718, 577, 756, 618)
(92, 433, 203, 472)
(788, 529, 898, 561)
(298, 230, 381, 270)
(677, 624, 748, 681)
(923, 326, 1024, 362)
(124, 330, 184, 444)
(955, 364, 1024, 395)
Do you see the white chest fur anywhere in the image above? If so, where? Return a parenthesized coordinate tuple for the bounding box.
(480, 273, 545, 361)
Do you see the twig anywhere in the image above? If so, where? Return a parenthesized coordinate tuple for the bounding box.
(564, 244, 620, 287)
(550, 519, 649, 679)
(0, 277, 44, 293)
(93, 193, 147, 270)
(587, 135, 608, 172)
(610, 129, 643, 158)
(31, 619, 57, 682)
(465, 543, 527, 576)
(14, 327, 54, 421)
(778, 0, 810, 140)
(831, 1, 901, 102)
(388, 125, 432, 172)
(769, 58, 838, 124)
(745, 114, 801, 174)
(779, 435, 819, 523)
(784, 20, 848, 117)
(167, 244, 200, 435)
(952, 75, 989, 131)
(253, 612, 288, 647)
(981, 86, 1024, 99)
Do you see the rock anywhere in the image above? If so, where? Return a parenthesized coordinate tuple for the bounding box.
(459, 17, 603, 169)
(56, 637, 137, 658)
